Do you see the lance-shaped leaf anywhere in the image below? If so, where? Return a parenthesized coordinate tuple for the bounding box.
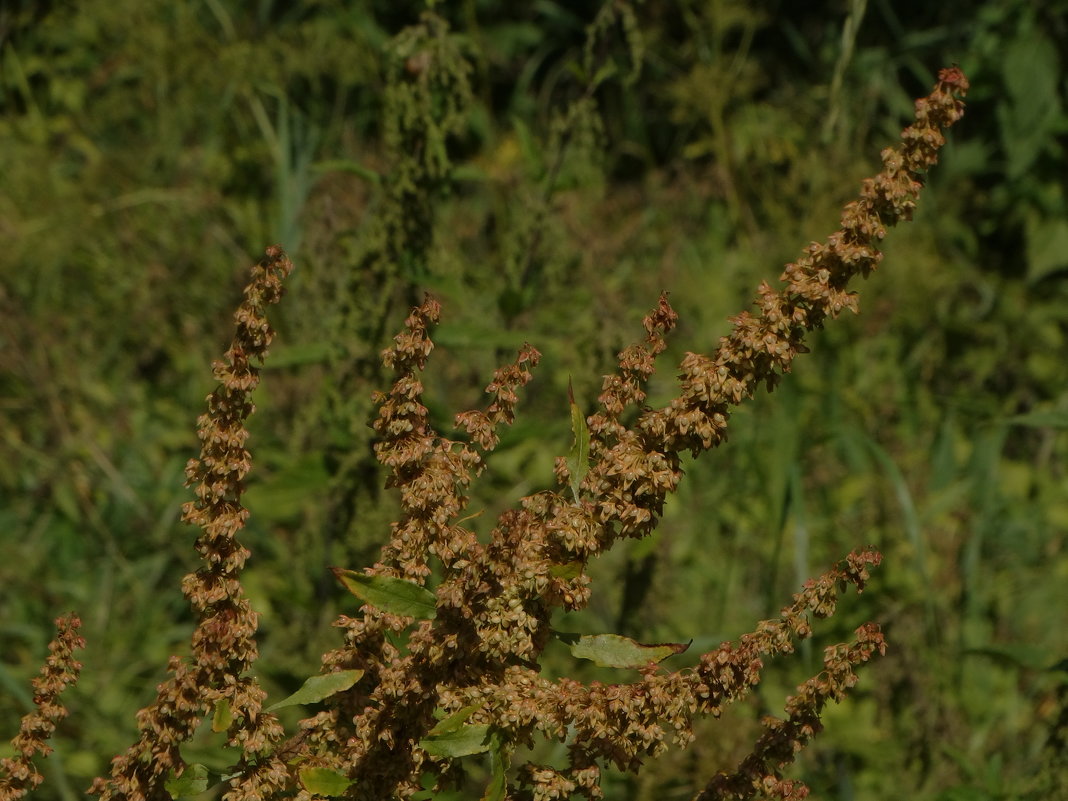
(164, 763, 210, 799)
(555, 632, 690, 669)
(211, 698, 232, 733)
(428, 704, 484, 736)
(549, 561, 583, 580)
(266, 669, 364, 712)
(420, 724, 494, 758)
(565, 379, 590, 501)
(482, 730, 509, 801)
(332, 568, 437, 619)
(1006, 410, 1068, 428)
(299, 767, 353, 797)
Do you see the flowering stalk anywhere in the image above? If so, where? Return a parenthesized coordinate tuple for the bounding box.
(0, 614, 85, 801)
(90, 247, 293, 801)
(279, 70, 966, 800)
(697, 623, 887, 801)
(575, 66, 972, 549)
(78, 68, 968, 801)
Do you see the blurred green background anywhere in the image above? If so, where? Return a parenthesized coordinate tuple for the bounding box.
(1, 1, 1066, 799)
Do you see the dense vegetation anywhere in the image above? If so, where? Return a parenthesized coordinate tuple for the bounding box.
(1, 1, 1066, 799)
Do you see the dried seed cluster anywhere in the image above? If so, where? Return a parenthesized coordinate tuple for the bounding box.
(89, 247, 293, 801)
(0, 615, 84, 801)
(262, 69, 965, 801)
(2, 69, 966, 801)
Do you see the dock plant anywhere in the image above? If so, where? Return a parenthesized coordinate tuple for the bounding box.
(0, 66, 969, 801)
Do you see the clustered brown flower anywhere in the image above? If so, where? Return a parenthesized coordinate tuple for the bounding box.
(240, 68, 967, 801)
(0, 615, 84, 801)
(3, 69, 967, 801)
(88, 247, 293, 801)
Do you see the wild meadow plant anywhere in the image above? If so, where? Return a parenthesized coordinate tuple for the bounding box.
(0, 68, 969, 801)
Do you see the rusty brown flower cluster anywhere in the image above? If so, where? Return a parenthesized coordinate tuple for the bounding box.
(276, 300, 886, 801)
(88, 247, 293, 801)
(0, 615, 84, 801)
(267, 69, 964, 800)
(4, 69, 967, 801)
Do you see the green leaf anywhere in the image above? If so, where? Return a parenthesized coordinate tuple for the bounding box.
(299, 767, 353, 796)
(589, 61, 618, 90)
(482, 731, 509, 801)
(1005, 410, 1068, 429)
(266, 669, 364, 713)
(331, 568, 437, 619)
(1026, 216, 1068, 284)
(999, 29, 1060, 179)
(211, 698, 232, 733)
(262, 341, 332, 369)
(962, 644, 1063, 672)
(555, 632, 690, 669)
(511, 116, 544, 175)
(420, 724, 493, 758)
(311, 158, 381, 184)
(164, 763, 209, 799)
(548, 561, 583, 580)
(564, 60, 587, 84)
(429, 704, 483, 736)
(565, 379, 590, 501)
